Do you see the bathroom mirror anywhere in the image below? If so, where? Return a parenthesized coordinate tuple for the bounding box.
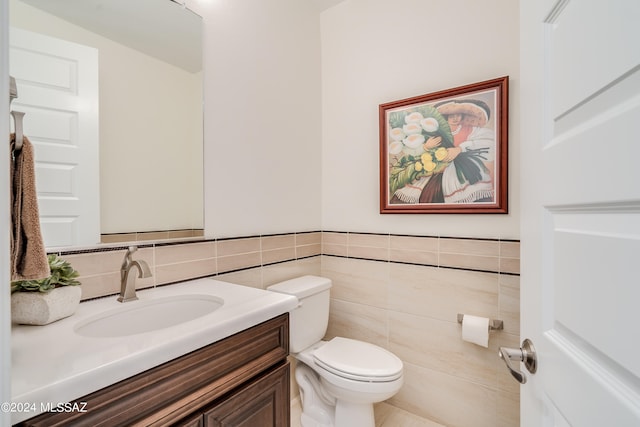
(9, 0, 204, 248)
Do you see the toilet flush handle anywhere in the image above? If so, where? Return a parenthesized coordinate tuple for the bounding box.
(498, 339, 537, 384)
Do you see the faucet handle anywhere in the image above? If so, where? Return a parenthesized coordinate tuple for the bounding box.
(122, 246, 138, 270)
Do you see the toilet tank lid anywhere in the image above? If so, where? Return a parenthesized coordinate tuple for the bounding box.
(267, 275, 331, 299)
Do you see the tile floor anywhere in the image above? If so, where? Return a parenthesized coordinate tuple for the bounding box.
(291, 399, 444, 427)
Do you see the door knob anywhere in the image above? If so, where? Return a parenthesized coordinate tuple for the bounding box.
(498, 339, 537, 384)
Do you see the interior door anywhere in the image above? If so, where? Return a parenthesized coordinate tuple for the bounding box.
(520, 0, 640, 425)
(10, 27, 99, 247)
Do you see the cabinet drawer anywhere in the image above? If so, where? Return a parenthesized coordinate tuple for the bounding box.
(18, 314, 289, 427)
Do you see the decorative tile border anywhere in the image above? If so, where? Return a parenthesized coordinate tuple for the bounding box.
(100, 229, 204, 244)
(51, 230, 519, 301)
(322, 231, 520, 275)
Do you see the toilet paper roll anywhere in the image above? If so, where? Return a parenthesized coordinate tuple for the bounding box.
(461, 315, 489, 348)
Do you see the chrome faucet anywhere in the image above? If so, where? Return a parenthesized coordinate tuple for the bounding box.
(118, 246, 152, 303)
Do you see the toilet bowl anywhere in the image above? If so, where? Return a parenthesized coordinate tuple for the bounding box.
(267, 276, 403, 427)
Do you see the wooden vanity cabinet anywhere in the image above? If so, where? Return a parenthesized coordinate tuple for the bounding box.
(17, 314, 290, 427)
(175, 362, 290, 427)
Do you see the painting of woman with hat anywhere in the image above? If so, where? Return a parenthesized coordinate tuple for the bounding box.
(388, 96, 496, 205)
(381, 76, 507, 213)
(422, 99, 495, 203)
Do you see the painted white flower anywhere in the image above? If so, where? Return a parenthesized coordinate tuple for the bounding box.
(420, 117, 439, 133)
(390, 127, 405, 141)
(389, 140, 403, 154)
(403, 133, 425, 148)
(404, 111, 424, 124)
(402, 123, 422, 135)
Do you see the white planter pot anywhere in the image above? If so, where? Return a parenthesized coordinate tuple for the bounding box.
(11, 286, 82, 326)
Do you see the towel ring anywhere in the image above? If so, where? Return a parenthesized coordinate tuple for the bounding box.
(11, 110, 25, 152)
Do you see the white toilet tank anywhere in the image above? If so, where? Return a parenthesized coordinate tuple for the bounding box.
(267, 275, 332, 353)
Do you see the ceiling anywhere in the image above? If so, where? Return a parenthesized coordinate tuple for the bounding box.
(18, 0, 202, 72)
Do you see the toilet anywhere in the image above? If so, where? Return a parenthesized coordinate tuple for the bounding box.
(267, 275, 403, 427)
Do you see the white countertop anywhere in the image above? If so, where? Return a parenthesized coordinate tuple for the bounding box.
(11, 278, 298, 424)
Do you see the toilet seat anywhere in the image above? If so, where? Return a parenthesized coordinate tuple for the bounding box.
(312, 337, 403, 382)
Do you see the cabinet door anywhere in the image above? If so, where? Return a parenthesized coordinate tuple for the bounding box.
(174, 413, 204, 427)
(204, 362, 290, 427)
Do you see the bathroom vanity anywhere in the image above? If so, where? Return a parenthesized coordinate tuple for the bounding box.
(11, 279, 298, 426)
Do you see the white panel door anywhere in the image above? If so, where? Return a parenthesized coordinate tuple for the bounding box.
(520, 0, 640, 425)
(10, 27, 99, 248)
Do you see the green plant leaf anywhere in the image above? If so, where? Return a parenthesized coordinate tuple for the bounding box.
(388, 111, 405, 129)
(11, 254, 80, 293)
(389, 160, 416, 196)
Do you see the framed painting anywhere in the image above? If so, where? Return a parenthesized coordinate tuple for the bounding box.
(379, 76, 508, 214)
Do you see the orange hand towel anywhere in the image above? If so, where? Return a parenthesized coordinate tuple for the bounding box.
(10, 133, 50, 281)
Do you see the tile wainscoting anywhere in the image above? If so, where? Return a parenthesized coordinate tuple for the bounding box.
(51, 231, 519, 427)
(321, 232, 520, 427)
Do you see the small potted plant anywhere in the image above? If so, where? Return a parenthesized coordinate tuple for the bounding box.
(11, 254, 82, 325)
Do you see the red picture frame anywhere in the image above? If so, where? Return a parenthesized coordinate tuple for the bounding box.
(379, 76, 508, 214)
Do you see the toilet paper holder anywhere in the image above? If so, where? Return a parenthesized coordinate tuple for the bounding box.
(457, 313, 504, 331)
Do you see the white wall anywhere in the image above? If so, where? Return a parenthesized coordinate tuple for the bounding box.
(197, 0, 323, 238)
(196, 0, 519, 240)
(320, 0, 520, 239)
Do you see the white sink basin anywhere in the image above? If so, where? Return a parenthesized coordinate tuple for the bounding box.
(74, 294, 224, 338)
